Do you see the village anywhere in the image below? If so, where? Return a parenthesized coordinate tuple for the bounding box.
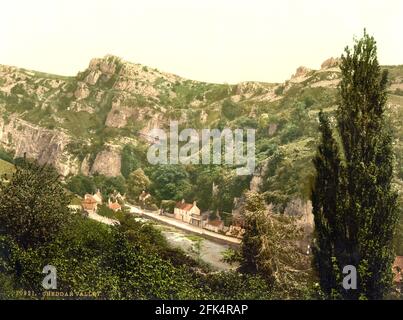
(71, 189, 245, 242)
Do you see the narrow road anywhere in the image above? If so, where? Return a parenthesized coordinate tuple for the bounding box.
(126, 205, 241, 246)
(88, 211, 120, 226)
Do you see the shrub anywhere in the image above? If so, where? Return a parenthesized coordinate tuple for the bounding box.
(221, 99, 242, 120)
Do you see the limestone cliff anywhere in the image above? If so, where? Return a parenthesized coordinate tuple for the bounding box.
(0, 114, 79, 176)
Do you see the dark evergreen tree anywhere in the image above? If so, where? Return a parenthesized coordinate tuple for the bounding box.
(312, 31, 399, 299)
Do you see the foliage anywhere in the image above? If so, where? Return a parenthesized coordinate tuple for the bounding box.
(148, 165, 191, 203)
(97, 204, 116, 219)
(202, 272, 272, 299)
(0, 158, 72, 248)
(221, 99, 242, 120)
(239, 191, 312, 299)
(92, 175, 127, 199)
(66, 174, 96, 197)
(221, 248, 242, 265)
(121, 144, 145, 179)
(66, 174, 127, 200)
(311, 31, 399, 299)
(274, 85, 285, 95)
(126, 168, 151, 201)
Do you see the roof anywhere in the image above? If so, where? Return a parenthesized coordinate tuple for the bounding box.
(109, 202, 121, 210)
(84, 194, 97, 202)
(207, 219, 224, 227)
(82, 197, 97, 210)
(393, 256, 403, 283)
(175, 202, 194, 211)
(83, 196, 96, 204)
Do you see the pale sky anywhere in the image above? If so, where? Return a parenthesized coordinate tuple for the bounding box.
(0, 0, 402, 84)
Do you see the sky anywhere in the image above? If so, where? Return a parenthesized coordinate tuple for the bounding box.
(0, 0, 402, 84)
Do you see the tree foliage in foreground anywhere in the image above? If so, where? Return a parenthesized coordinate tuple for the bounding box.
(312, 31, 399, 299)
(0, 158, 72, 248)
(240, 191, 317, 299)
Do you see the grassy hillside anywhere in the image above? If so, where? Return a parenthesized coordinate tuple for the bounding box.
(0, 159, 14, 177)
(0, 57, 401, 222)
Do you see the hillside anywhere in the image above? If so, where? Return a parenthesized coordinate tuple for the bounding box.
(0, 158, 14, 177)
(0, 56, 402, 218)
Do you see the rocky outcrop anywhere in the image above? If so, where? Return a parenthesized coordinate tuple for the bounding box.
(320, 57, 340, 69)
(139, 113, 166, 137)
(85, 70, 102, 85)
(74, 82, 90, 99)
(105, 106, 135, 128)
(292, 66, 312, 79)
(89, 56, 117, 76)
(250, 158, 270, 192)
(90, 148, 122, 177)
(80, 154, 91, 176)
(0, 115, 79, 176)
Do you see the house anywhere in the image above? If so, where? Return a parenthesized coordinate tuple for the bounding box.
(111, 190, 126, 202)
(108, 198, 122, 212)
(393, 256, 403, 292)
(92, 190, 103, 205)
(202, 211, 225, 233)
(174, 200, 201, 226)
(83, 190, 102, 204)
(82, 196, 98, 214)
(204, 219, 224, 233)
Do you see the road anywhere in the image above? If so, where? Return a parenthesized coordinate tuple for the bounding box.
(88, 211, 120, 226)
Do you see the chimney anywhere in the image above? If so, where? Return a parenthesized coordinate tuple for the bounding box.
(193, 201, 197, 207)
(181, 199, 185, 204)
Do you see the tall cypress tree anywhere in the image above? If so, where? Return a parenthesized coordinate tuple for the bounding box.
(312, 31, 399, 299)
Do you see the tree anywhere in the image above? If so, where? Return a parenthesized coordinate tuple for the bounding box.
(148, 165, 191, 202)
(239, 191, 311, 299)
(92, 174, 127, 199)
(121, 144, 142, 178)
(221, 99, 242, 120)
(311, 31, 399, 299)
(66, 174, 96, 196)
(126, 168, 150, 201)
(0, 158, 72, 248)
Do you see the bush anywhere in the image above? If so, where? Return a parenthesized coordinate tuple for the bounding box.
(0, 159, 72, 248)
(280, 123, 303, 143)
(274, 85, 285, 95)
(66, 174, 96, 196)
(221, 99, 242, 120)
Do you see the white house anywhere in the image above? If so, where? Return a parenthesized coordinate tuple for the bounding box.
(174, 200, 201, 226)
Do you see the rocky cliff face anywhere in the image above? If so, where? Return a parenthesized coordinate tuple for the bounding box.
(0, 115, 79, 176)
(90, 147, 122, 177)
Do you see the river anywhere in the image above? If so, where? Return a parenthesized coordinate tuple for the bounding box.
(134, 217, 238, 271)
